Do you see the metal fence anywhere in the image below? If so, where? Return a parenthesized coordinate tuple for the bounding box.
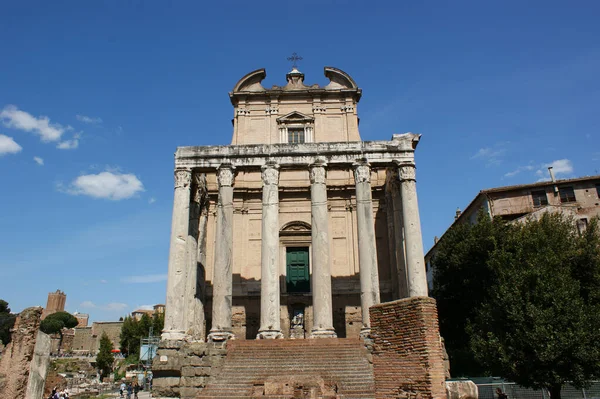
(476, 382, 600, 399)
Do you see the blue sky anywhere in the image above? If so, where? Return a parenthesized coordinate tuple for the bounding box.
(1, 1, 599, 322)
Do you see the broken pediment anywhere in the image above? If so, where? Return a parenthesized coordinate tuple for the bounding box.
(324, 66, 358, 90)
(276, 111, 315, 125)
(232, 68, 267, 92)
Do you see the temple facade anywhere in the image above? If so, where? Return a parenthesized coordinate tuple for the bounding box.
(161, 66, 428, 342)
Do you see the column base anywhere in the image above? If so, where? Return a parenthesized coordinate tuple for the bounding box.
(309, 327, 337, 339)
(359, 327, 371, 339)
(256, 330, 284, 339)
(161, 330, 188, 341)
(207, 329, 235, 342)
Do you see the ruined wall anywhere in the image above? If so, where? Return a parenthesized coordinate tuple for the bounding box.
(152, 341, 227, 399)
(90, 322, 122, 352)
(0, 307, 51, 399)
(369, 297, 446, 399)
(25, 330, 51, 399)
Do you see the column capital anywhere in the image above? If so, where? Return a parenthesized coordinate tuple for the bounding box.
(394, 161, 416, 182)
(309, 161, 327, 184)
(174, 168, 192, 189)
(353, 160, 371, 184)
(217, 164, 236, 187)
(261, 162, 280, 186)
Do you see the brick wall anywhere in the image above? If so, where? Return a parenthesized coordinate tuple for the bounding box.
(370, 297, 447, 399)
(0, 307, 51, 399)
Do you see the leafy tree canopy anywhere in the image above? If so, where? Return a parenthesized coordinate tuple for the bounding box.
(40, 311, 78, 335)
(0, 299, 16, 345)
(119, 312, 164, 358)
(432, 213, 600, 399)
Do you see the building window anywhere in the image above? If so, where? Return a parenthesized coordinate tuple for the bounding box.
(559, 186, 576, 203)
(287, 128, 305, 144)
(531, 190, 548, 207)
(577, 218, 588, 234)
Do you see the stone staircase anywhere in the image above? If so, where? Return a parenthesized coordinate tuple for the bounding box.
(197, 338, 375, 399)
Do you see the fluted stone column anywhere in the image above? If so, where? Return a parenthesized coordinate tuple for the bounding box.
(309, 160, 337, 338)
(258, 163, 283, 339)
(395, 161, 428, 297)
(208, 164, 236, 342)
(162, 168, 192, 340)
(389, 168, 409, 298)
(353, 161, 381, 337)
(184, 173, 206, 340)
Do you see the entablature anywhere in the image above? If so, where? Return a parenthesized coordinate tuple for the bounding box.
(175, 133, 421, 169)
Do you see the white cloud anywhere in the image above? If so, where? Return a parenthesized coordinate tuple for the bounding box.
(0, 105, 66, 142)
(471, 144, 507, 166)
(63, 170, 145, 200)
(504, 164, 535, 178)
(80, 301, 96, 308)
(536, 159, 574, 180)
(33, 156, 44, 165)
(76, 114, 102, 124)
(122, 274, 167, 284)
(148, 197, 156, 204)
(57, 132, 80, 150)
(100, 279, 107, 284)
(0, 134, 22, 155)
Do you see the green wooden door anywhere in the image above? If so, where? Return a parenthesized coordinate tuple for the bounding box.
(286, 247, 310, 293)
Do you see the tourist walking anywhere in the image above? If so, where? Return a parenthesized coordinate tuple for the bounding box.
(127, 383, 133, 399)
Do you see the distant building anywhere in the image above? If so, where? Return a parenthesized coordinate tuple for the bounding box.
(68, 321, 123, 354)
(73, 312, 89, 327)
(425, 174, 600, 289)
(41, 289, 66, 320)
(131, 304, 166, 321)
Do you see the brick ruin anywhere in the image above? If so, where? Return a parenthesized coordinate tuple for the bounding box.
(0, 306, 51, 399)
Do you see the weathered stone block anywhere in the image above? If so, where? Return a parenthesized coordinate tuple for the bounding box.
(152, 376, 181, 398)
(446, 381, 478, 399)
(180, 386, 203, 399)
(184, 341, 207, 356)
(180, 376, 207, 387)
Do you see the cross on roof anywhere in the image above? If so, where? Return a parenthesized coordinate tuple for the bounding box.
(287, 52, 303, 69)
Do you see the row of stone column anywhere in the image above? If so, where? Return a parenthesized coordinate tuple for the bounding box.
(162, 160, 427, 341)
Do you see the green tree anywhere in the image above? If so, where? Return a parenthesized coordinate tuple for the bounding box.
(96, 332, 114, 380)
(120, 312, 164, 358)
(39, 311, 78, 334)
(468, 215, 600, 399)
(433, 213, 600, 398)
(431, 211, 515, 375)
(153, 312, 164, 335)
(120, 316, 140, 358)
(0, 299, 17, 345)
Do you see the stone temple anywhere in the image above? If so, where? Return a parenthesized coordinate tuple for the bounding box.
(154, 66, 445, 399)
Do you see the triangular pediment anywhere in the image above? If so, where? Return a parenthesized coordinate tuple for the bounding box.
(276, 111, 314, 124)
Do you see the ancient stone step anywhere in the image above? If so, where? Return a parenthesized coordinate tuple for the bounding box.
(196, 338, 374, 399)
